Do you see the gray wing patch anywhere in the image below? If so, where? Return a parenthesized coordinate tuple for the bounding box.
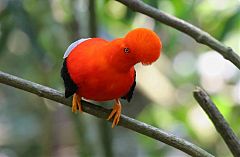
(63, 38, 91, 58)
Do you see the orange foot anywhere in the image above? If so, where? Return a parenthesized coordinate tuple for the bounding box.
(72, 93, 82, 113)
(107, 99, 122, 128)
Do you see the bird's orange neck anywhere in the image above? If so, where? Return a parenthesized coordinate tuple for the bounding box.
(104, 38, 138, 72)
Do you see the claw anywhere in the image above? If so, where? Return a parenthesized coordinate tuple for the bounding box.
(107, 99, 122, 128)
(72, 93, 82, 113)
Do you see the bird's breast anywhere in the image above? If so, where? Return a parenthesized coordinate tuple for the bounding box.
(77, 68, 135, 101)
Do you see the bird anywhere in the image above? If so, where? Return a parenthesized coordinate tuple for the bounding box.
(61, 28, 162, 128)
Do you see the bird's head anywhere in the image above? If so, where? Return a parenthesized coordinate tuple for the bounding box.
(123, 28, 162, 65)
(107, 28, 162, 72)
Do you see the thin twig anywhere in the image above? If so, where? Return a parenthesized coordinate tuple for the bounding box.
(0, 71, 214, 157)
(193, 87, 240, 157)
(115, 0, 240, 70)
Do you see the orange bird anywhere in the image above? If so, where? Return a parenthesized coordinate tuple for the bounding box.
(61, 28, 162, 127)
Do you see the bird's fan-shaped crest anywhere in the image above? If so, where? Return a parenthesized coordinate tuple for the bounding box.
(124, 28, 161, 65)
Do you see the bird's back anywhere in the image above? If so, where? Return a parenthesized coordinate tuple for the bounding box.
(65, 38, 135, 101)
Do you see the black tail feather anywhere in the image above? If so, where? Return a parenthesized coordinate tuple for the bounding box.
(61, 59, 78, 98)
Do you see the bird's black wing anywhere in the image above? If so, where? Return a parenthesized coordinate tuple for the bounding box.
(61, 59, 78, 98)
(121, 70, 136, 102)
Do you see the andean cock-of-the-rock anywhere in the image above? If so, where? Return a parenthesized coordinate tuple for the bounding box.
(61, 28, 162, 128)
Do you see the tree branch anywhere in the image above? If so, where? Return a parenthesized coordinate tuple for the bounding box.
(0, 70, 214, 157)
(115, 0, 240, 70)
(193, 87, 240, 157)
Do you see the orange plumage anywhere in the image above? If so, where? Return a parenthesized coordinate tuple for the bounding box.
(61, 28, 162, 127)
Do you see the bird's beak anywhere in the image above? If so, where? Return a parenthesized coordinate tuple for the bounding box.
(139, 56, 155, 65)
(141, 61, 152, 65)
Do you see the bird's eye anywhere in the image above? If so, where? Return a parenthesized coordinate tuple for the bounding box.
(124, 48, 130, 54)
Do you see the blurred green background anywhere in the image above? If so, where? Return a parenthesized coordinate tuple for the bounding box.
(0, 0, 239, 157)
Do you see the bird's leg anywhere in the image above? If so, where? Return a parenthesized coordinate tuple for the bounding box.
(107, 99, 122, 128)
(72, 93, 82, 113)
